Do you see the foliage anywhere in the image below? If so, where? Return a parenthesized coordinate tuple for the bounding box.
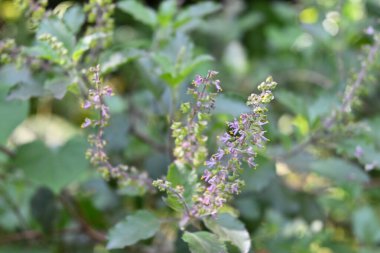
(1, 0, 380, 253)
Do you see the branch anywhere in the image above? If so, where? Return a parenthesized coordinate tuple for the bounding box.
(130, 125, 167, 152)
(0, 146, 15, 157)
(0, 184, 28, 230)
(59, 191, 106, 242)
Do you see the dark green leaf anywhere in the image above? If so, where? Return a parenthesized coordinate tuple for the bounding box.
(107, 210, 160, 249)
(182, 231, 226, 253)
(30, 187, 58, 232)
(13, 137, 88, 193)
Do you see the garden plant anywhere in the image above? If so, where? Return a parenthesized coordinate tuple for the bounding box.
(1, 0, 380, 253)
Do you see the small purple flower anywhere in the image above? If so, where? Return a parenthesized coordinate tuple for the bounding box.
(194, 75, 203, 86)
(355, 146, 363, 159)
(104, 86, 113, 96)
(365, 26, 375, 35)
(240, 113, 249, 124)
(93, 94, 100, 103)
(207, 184, 217, 192)
(214, 148, 225, 160)
(220, 133, 230, 143)
(214, 80, 222, 92)
(202, 170, 212, 182)
(247, 157, 256, 168)
(215, 197, 225, 207)
(246, 146, 254, 155)
(218, 170, 227, 181)
(230, 183, 239, 194)
(101, 105, 109, 118)
(201, 195, 210, 205)
(205, 158, 217, 168)
(81, 118, 92, 128)
(229, 119, 240, 135)
(82, 100, 91, 109)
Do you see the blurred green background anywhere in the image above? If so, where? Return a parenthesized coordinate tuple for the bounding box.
(1, 0, 380, 252)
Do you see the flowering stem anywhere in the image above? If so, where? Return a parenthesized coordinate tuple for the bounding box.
(278, 37, 380, 160)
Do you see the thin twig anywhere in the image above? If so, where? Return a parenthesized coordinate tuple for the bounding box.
(130, 126, 167, 152)
(59, 191, 106, 242)
(0, 184, 28, 230)
(0, 146, 15, 157)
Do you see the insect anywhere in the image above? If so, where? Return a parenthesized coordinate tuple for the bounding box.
(226, 124, 241, 138)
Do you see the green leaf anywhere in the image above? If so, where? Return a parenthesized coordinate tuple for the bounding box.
(352, 206, 380, 245)
(30, 187, 58, 232)
(100, 49, 142, 74)
(176, 2, 221, 28)
(310, 158, 369, 184)
(13, 137, 88, 193)
(107, 210, 160, 249)
(158, 0, 177, 27)
(215, 95, 249, 117)
(182, 231, 226, 253)
(117, 0, 157, 27)
(165, 163, 196, 212)
(72, 33, 109, 62)
(204, 213, 251, 253)
(44, 77, 72, 99)
(0, 88, 29, 144)
(276, 90, 307, 116)
(62, 5, 85, 34)
(24, 42, 62, 64)
(37, 17, 76, 53)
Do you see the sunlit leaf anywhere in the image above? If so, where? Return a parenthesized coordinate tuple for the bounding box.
(182, 231, 226, 253)
(117, 0, 157, 27)
(204, 213, 251, 253)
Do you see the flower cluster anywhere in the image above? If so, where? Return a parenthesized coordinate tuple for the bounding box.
(38, 33, 69, 66)
(171, 70, 222, 168)
(0, 39, 17, 64)
(84, 0, 115, 49)
(16, 0, 48, 30)
(81, 65, 150, 188)
(191, 76, 277, 217)
(153, 71, 222, 219)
